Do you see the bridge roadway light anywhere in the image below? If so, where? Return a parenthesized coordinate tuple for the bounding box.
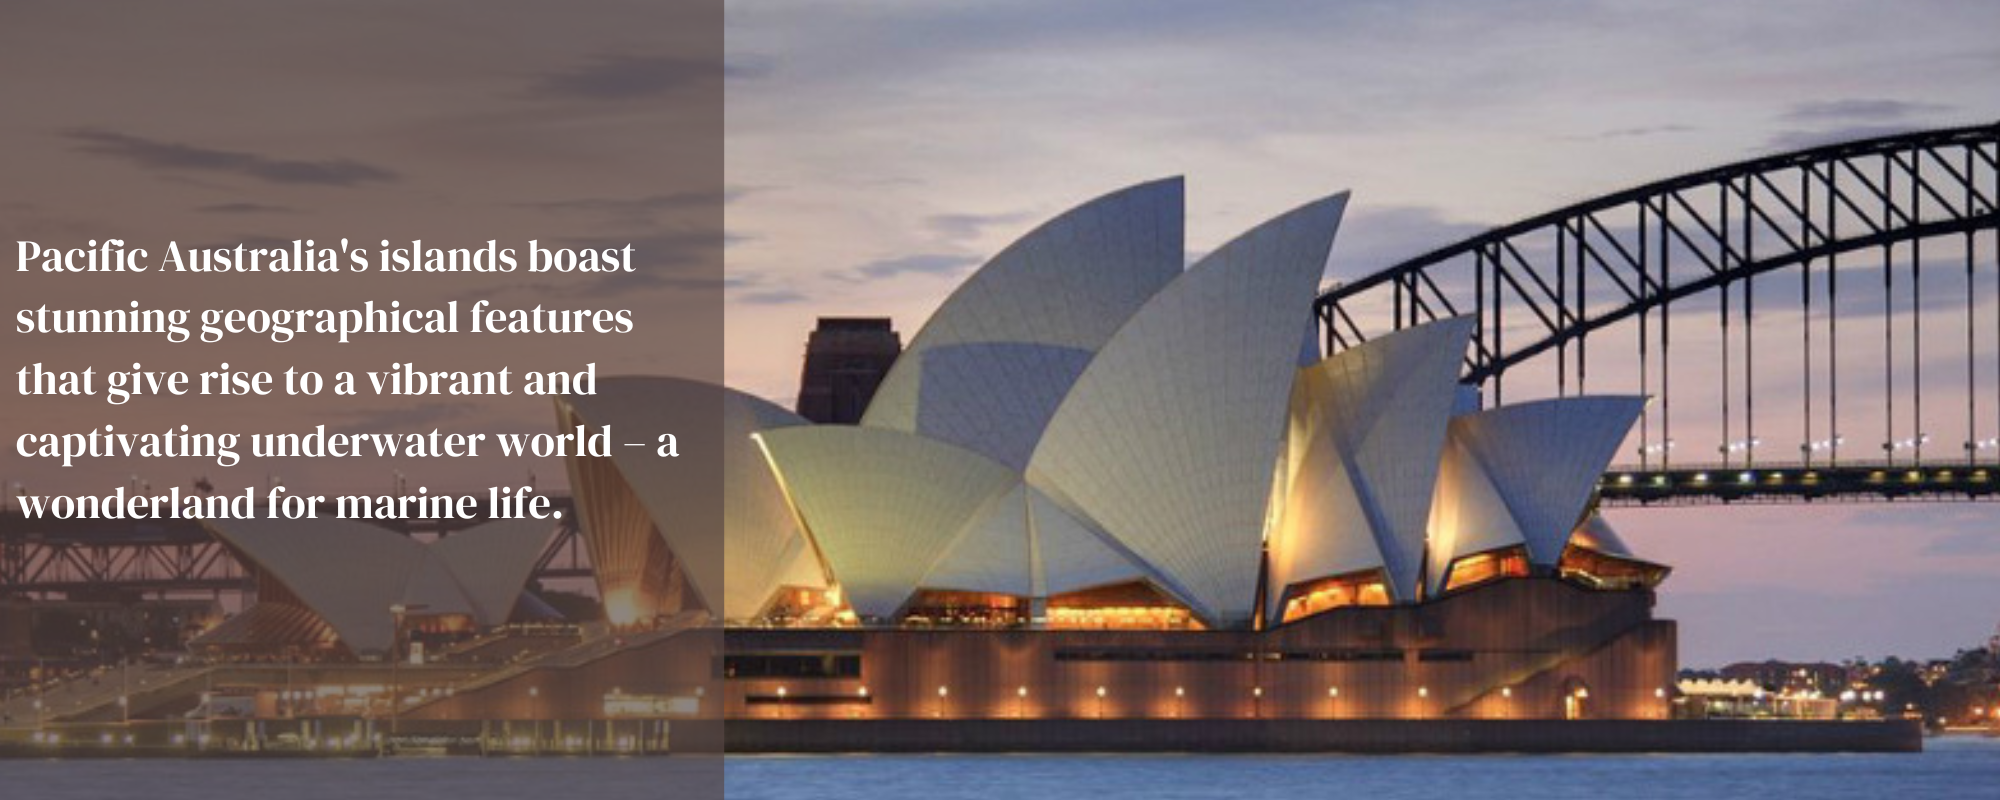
(1885, 434, 1930, 457)
(1720, 438, 1760, 462)
(1637, 440, 1675, 467)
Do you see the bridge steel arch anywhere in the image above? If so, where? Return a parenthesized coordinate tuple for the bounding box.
(1316, 123, 2000, 479)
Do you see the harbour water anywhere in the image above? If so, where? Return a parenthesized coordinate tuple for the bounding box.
(0, 736, 1989, 799)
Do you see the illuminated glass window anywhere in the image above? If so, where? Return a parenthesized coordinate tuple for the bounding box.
(1046, 581, 1203, 630)
(1558, 545, 1670, 590)
(1441, 547, 1530, 593)
(1276, 569, 1392, 624)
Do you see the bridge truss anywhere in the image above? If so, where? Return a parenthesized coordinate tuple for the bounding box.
(1317, 123, 2000, 499)
(0, 497, 592, 598)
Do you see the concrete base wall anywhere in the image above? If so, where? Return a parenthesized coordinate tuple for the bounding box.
(725, 718, 1922, 754)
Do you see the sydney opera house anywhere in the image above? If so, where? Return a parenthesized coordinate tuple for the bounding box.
(574, 178, 1674, 725)
(152, 178, 1675, 746)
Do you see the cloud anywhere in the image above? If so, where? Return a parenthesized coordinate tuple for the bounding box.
(1765, 99, 1956, 151)
(846, 253, 981, 281)
(521, 190, 728, 226)
(63, 128, 398, 186)
(1924, 530, 2000, 557)
(1825, 254, 1989, 319)
(549, 230, 721, 297)
(197, 202, 293, 214)
(531, 54, 723, 100)
(1665, 577, 2000, 666)
(1571, 124, 1698, 141)
(1324, 205, 1489, 281)
(926, 211, 1033, 242)
(188, 235, 309, 253)
(329, 401, 479, 435)
(1765, 123, 1926, 151)
(1837, 506, 2000, 557)
(735, 289, 809, 306)
(723, 269, 807, 305)
(1782, 99, 1953, 122)
(726, 53, 777, 80)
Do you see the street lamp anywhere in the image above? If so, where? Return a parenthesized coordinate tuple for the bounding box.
(1885, 433, 1930, 464)
(1326, 686, 1339, 718)
(1720, 437, 1760, 467)
(1803, 436, 1844, 465)
(1095, 685, 1107, 719)
(1638, 439, 1675, 469)
(1016, 685, 1028, 718)
(199, 690, 213, 749)
(388, 602, 429, 749)
(528, 685, 541, 753)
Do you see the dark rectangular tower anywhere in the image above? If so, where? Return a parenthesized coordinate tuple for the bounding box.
(795, 317, 902, 424)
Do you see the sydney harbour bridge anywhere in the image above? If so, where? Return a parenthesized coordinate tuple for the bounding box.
(1317, 122, 2000, 507)
(3, 123, 1996, 601)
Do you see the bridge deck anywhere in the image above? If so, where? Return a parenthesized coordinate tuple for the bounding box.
(1599, 461, 2000, 506)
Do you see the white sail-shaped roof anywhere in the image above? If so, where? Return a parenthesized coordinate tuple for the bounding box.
(863, 178, 1186, 470)
(1028, 192, 1350, 627)
(1571, 512, 1637, 557)
(563, 377, 816, 621)
(204, 516, 547, 654)
(909, 342, 1096, 470)
(719, 385, 821, 620)
(430, 517, 560, 623)
(755, 426, 1020, 619)
(913, 481, 1156, 600)
(206, 517, 423, 654)
(1424, 423, 1530, 596)
(399, 552, 476, 617)
(1267, 318, 1472, 614)
(1028, 487, 1151, 596)
(919, 483, 1035, 597)
(1449, 396, 1645, 565)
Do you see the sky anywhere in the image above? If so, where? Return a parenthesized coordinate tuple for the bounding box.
(0, 1, 1994, 669)
(723, 0, 2000, 666)
(1, 2, 721, 496)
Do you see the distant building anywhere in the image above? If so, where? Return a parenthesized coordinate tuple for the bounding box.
(795, 317, 901, 424)
(1719, 660, 1848, 694)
